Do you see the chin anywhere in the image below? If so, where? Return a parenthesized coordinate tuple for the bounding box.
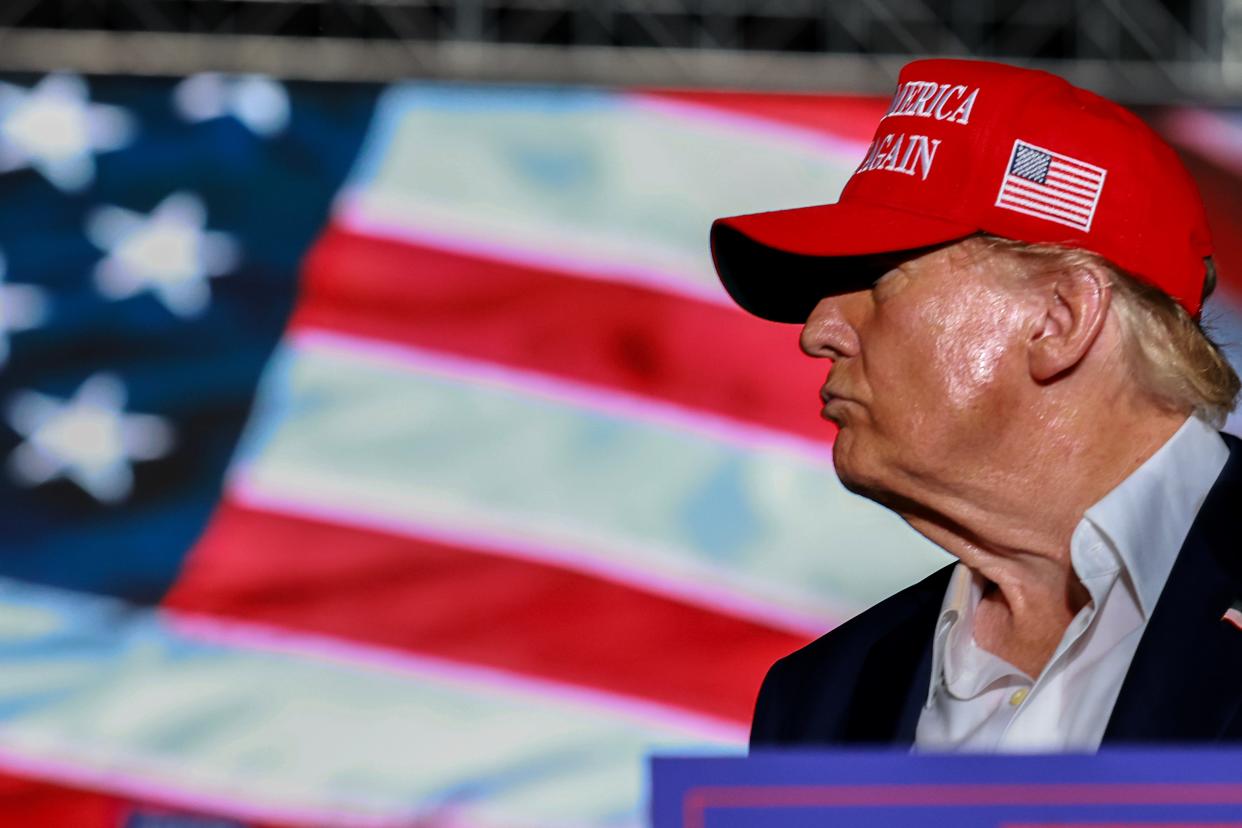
(830, 431, 866, 491)
(830, 431, 891, 502)
(834, 463, 880, 499)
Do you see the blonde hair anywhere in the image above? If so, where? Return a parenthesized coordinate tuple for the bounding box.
(980, 236, 1240, 427)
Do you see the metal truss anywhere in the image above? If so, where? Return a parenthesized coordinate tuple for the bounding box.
(0, 0, 1236, 103)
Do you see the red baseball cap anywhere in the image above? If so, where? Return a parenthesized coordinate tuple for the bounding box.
(710, 58, 1213, 320)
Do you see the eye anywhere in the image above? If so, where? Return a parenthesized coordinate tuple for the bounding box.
(871, 267, 905, 299)
(873, 268, 898, 286)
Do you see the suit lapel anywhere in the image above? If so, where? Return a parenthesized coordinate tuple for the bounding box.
(1104, 433, 1242, 742)
(840, 566, 948, 744)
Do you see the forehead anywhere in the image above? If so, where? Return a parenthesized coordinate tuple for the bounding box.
(871, 238, 1034, 321)
(808, 237, 1021, 316)
(886, 237, 996, 283)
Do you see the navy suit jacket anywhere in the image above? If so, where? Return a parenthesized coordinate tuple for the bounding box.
(751, 432, 1242, 748)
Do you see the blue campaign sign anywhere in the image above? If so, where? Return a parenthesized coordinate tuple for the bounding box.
(651, 749, 1242, 827)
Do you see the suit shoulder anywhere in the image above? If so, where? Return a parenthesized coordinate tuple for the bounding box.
(750, 562, 953, 747)
(778, 562, 954, 676)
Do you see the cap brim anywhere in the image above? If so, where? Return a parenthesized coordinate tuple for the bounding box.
(711, 201, 978, 323)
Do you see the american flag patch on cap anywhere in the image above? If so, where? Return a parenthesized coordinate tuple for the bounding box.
(995, 140, 1107, 231)
(1223, 599, 1242, 631)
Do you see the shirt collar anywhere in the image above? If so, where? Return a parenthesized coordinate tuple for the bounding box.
(1081, 415, 1229, 618)
(926, 563, 973, 707)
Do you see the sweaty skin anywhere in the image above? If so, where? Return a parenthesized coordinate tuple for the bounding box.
(800, 238, 1187, 677)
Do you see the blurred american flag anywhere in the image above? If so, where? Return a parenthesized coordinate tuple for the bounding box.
(0, 72, 1238, 827)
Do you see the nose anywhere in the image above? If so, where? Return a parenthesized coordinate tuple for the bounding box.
(800, 293, 864, 360)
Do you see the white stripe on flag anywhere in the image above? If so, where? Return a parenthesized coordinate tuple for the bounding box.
(339, 85, 865, 302)
(0, 578, 733, 827)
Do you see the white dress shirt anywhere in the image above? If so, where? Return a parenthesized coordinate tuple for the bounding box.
(914, 415, 1230, 752)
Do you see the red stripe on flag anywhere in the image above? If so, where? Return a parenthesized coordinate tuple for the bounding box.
(295, 227, 835, 444)
(635, 89, 888, 145)
(0, 771, 121, 827)
(166, 501, 811, 724)
(0, 769, 291, 828)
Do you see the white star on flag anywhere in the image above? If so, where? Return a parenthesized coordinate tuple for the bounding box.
(0, 74, 135, 192)
(87, 192, 241, 318)
(173, 73, 291, 137)
(0, 250, 50, 368)
(5, 373, 175, 503)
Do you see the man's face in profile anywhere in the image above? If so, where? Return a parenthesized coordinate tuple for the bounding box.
(798, 239, 1034, 506)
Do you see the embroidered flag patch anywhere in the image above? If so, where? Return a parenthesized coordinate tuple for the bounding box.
(1223, 599, 1242, 631)
(995, 139, 1106, 231)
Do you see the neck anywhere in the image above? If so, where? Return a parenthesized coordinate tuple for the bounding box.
(893, 393, 1188, 676)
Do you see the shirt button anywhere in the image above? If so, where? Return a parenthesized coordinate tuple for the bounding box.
(1009, 687, 1029, 706)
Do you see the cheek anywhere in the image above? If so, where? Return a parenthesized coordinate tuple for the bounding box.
(914, 291, 1024, 418)
(934, 331, 1009, 410)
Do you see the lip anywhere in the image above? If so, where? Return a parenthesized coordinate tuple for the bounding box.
(819, 385, 852, 405)
(819, 384, 856, 422)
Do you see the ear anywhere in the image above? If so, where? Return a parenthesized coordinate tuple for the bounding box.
(1027, 263, 1111, 382)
